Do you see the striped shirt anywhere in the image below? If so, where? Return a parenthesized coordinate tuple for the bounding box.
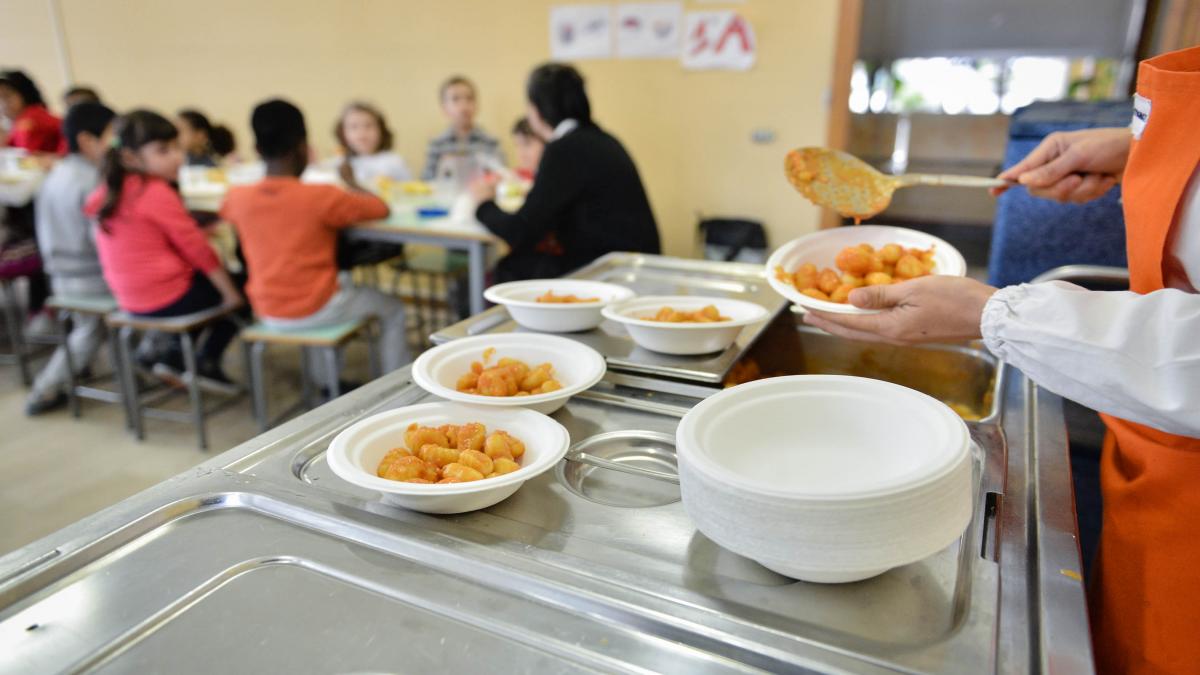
(420, 126, 505, 181)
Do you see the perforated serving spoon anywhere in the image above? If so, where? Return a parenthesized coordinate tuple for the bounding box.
(785, 147, 1010, 223)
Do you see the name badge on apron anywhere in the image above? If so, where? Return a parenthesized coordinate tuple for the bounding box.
(1131, 93, 1152, 140)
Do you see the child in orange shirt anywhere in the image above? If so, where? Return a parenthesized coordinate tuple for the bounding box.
(220, 99, 409, 389)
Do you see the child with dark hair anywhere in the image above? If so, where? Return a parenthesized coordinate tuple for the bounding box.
(510, 117, 544, 181)
(62, 86, 101, 109)
(208, 125, 237, 162)
(220, 99, 409, 390)
(333, 101, 411, 185)
(0, 70, 64, 154)
(85, 109, 243, 392)
(176, 108, 234, 167)
(421, 75, 503, 181)
(470, 63, 660, 283)
(25, 102, 117, 414)
(1, 69, 62, 334)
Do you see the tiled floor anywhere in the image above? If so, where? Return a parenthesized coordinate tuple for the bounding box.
(0, 343, 350, 557)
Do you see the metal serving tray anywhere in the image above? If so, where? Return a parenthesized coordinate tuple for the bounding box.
(0, 348, 1091, 673)
(230, 379, 1006, 673)
(724, 316, 1002, 422)
(431, 253, 788, 384)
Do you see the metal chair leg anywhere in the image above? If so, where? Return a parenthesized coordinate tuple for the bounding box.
(249, 340, 269, 432)
(118, 326, 144, 440)
(0, 280, 32, 386)
(180, 332, 207, 450)
(58, 310, 82, 418)
(324, 347, 340, 400)
(367, 320, 382, 380)
(298, 346, 314, 409)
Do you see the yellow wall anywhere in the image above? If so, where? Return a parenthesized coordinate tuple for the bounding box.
(1, 0, 838, 256)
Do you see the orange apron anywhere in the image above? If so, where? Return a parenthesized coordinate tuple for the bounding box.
(1090, 45, 1200, 675)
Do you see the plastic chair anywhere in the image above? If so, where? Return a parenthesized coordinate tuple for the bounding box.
(698, 218, 768, 263)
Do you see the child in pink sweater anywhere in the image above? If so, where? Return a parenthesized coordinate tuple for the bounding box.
(85, 109, 243, 392)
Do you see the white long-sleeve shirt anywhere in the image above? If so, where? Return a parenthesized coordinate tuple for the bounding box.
(982, 165, 1200, 436)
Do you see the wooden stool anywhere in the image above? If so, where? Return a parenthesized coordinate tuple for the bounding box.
(44, 294, 124, 419)
(240, 318, 380, 432)
(107, 305, 242, 450)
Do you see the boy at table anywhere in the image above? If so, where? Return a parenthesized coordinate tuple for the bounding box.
(25, 102, 116, 415)
(220, 99, 409, 390)
(421, 76, 504, 181)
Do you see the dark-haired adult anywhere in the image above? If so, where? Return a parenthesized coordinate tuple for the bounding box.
(25, 102, 116, 415)
(469, 62, 661, 283)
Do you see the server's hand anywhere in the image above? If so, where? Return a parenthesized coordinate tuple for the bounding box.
(803, 275, 997, 345)
(991, 127, 1131, 203)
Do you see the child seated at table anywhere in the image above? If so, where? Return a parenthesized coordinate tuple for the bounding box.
(25, 102, 116, 415)
(176, 109, 233, 167)
(421, 75, 504, 181)
(511, 117, 544, 182)
(85, 109, 243, 393)
(220, 99, 409, 387)
(333, 101, 411, 186)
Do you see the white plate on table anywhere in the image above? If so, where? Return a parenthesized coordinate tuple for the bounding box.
(601, 295, 770, 355)
(766, 225, 966, 315)
(412, 333, 606, 414)
(327, 402, 570, 514)
(484, 279, 635, 333)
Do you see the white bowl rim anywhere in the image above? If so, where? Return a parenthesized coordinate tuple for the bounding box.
(677, 374, 970, 501)
(483, 279, 635, 309)
(327, 403, 571, 495)
(411, 333, 606, 406)
(765, 225, 967, 316)
(601, 295, 770, 330)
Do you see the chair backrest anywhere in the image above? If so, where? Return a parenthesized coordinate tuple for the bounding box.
(988, 101, 1131, 288)
(698, 218, 768, 263)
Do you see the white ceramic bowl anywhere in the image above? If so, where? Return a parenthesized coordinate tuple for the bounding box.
(327, 403, 570, 514)
(484, 279, 635, 333)
(676, 375, 972, 583)
(600, 295, 770, 355)
(766, 225, 967, 315)
(411, 333, 606, 414)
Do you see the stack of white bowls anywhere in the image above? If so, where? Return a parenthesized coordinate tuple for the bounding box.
(676, 375, 972, 583)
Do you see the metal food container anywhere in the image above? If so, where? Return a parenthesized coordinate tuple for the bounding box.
(0, 340, 1090, 673)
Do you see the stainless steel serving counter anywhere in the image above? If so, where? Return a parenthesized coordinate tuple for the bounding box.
(0, 345, 1092, 673)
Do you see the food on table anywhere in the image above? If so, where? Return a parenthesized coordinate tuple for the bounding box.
(640, 305, 730, 323)
(377, 421, 527, 483)
(455, 350, 563, 396)
(536, 290, 600, 304)
(774, 243, 937, 304)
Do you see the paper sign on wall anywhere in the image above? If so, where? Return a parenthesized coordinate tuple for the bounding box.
(615, 3, 683, 59)
(682, 11, 756, 71)
(550, 5, 613, 60)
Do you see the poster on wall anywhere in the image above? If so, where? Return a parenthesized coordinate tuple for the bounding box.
(615, 3, 683, 59)
(681, 11, 756, 71)
(550, 5, 613, 60)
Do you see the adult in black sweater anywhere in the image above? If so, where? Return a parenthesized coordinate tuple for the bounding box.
(470, 63, 661, 283)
